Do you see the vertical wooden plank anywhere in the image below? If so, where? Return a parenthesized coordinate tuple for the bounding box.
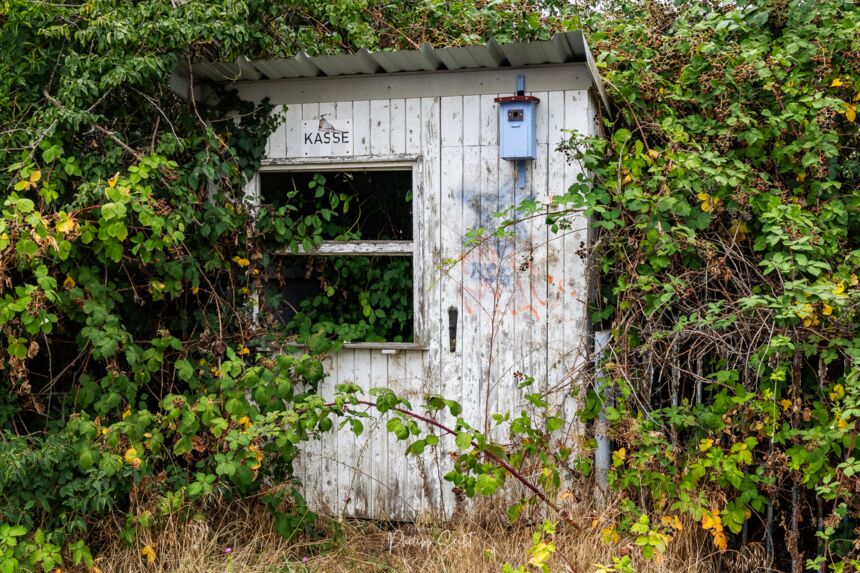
(319, 101, 336, 119)
(420, 95, 445, 516)
(370, 100, 391, 156)
(560, 90, 591, 434)
(476, 138, 499, 438)
(404, 352, 431, 518)
(409, 99, 425, 348)
(535, 91, 550, 145)
(390, 98, 406, 154)
(420, 96, 442, 394)
(284, 103, 302, 158)
(267, 104, 287, 159)
(335, 100, 353, 121)
(531, 142, 550, 393)
(353, 100, 371, 156)
(530, 91, 550, 394)
(469, 95, 497, 438)
(301, 103, 320, 158)
(547, 91, 568, 198)
(439, 94, 464, 516)
(441, 96, 462, 148)
(492, 133, 518, 433)
(405, 98, 421, 154)
(479, 94, 498, 147)
(385, 351, 406, 518)
(350, 351, 373, 517)
(546, 90, 568, 397)
(384, 350, 427, 518)
(462, 95, 481, 147)
(317, 352, 338, 514)
(368, 351, 389, 517)
(461, 144, 482, 433)
(333, 101, 355, 157)
(336, 349, 358, 518)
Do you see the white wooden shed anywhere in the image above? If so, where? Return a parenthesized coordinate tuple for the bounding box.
(185, 32, 606, 521)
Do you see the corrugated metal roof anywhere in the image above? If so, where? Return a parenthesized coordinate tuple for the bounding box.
(188, 31, 608, 110)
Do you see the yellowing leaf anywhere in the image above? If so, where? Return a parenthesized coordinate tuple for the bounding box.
(822, 303, 833, 316)
(124, 448, 138, 463)
(854, 92, 860, 102)
(713, 530, 728, 551)
(600, 527, 620, 545)
(846, 104, 857, 123)
(192, 286, 200, 295)
(729, 220, 748, 239)
(238, 415, 251, 430)
(831, 78, 844, 87)
(796, 303, 813, 319)
(108, 173, 119, 188)
(697, 192, 718, 213)
(701, 509, 723, 533)
(238, 346, 250, 356)
(647, 149, 660, 159)
(122, 406, 132, 420)
(29, 170, 41, 183)
(141, 544, 157, 564)
(612, 447, 626, 467)
(661, 515, 683, 531)
(528, 542, 555, 568)
(780, 399, 792, 411)
(232, 256, 250, 267)
(833, 281, 846, 295)
(63, 275, 76, 289)
(56, 214, 77, 234)
(699, 438, 714, 452)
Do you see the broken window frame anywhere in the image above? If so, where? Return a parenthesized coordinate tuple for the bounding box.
(249, 157, 426, 351)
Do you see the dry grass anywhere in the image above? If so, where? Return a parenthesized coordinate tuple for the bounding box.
(92, 497, 765, 573)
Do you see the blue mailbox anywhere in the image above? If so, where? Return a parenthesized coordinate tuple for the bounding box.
(494, 94, 540, 160)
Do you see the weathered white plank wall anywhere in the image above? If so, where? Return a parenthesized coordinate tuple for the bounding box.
(259, 84, 595, 520)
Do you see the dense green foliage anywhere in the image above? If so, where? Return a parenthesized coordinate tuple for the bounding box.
(4, 0, 860, 570)
(554, 0, 860, 568)
(0, 1, 579, 570)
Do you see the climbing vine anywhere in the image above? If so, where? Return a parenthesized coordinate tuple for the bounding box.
(0, 0, 584, 569)
(546, 0, 860, 569)
(4, 0, 859, 570)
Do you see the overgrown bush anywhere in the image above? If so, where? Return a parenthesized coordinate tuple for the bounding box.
(551, 0, 860, 569)
(0, 1, 581, 570)
(5, 0, 859, 571)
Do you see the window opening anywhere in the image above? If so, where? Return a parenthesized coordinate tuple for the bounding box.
(257, 169, 414, 346)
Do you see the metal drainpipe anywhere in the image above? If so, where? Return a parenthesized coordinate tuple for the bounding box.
(594, 330, 612, 504)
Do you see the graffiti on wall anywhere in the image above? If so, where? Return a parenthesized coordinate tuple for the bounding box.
(460, 184, 555, 322)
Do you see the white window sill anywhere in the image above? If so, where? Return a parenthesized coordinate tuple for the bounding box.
(278, 341, 428, 354)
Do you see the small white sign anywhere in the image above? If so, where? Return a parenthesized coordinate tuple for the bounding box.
(301, 117, 353, 157)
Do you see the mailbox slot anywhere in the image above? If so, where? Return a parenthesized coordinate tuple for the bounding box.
(495, 95, 539, 161)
